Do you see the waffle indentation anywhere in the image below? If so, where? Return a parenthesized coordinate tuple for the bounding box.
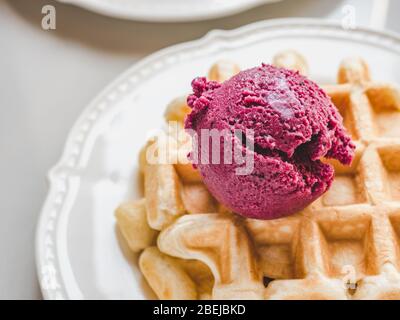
(367, 85, 400, 138)
(318, 216, 370, 279)
(258, 244, 294, 279)
(322, 156, 367, 207)
(374, 112, 400, 138)
(323, 174, 366, 206)
(377, 145, 400, 201)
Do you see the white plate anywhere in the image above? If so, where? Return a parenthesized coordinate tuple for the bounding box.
(36, 19, 400, 300)
(57, 0, 280, 22)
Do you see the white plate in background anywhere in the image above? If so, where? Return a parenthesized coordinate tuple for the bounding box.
(36, 19, 400, 300)
(57, 0, 281, 22)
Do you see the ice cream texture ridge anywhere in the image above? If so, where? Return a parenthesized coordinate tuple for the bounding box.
(185, 64, 356, 219)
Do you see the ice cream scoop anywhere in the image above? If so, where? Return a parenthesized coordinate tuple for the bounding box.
(185, 64, 355, 220)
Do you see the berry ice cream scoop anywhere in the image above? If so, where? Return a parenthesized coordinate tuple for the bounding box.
(185, 64, 355, 220)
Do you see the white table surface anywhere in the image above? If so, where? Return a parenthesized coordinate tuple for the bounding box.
(1, 0, 399, 300)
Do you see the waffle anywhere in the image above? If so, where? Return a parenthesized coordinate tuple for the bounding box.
(115, 51, 400, 300)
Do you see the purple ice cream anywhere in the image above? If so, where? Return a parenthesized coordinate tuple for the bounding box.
(185, 64, 355, 220)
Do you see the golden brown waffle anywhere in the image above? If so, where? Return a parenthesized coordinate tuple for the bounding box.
(115, 51, 400, 300)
